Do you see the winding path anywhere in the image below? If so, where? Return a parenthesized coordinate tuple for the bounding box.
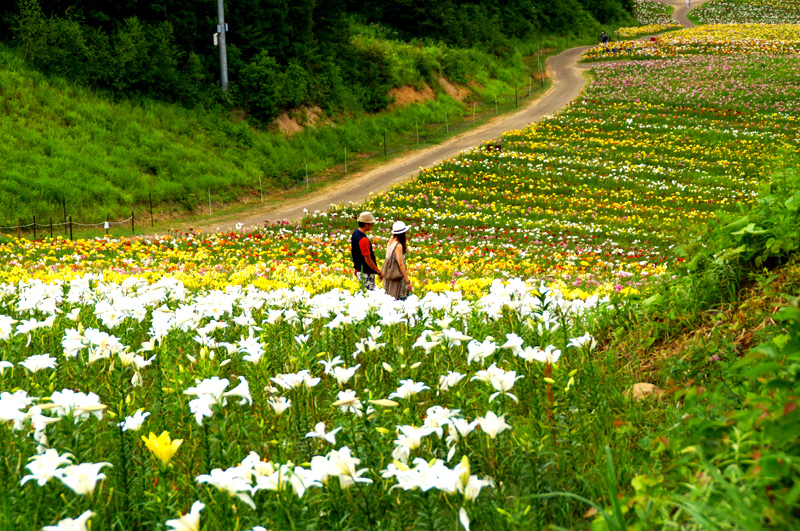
(196, 0, 705, 233)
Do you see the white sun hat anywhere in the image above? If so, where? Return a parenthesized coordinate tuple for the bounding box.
(391, 221, 410, 234)
(357, 211, 376, 223)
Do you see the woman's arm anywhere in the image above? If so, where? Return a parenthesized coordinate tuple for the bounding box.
(394, 245, 411, 283)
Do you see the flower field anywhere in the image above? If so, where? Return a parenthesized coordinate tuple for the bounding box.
(2, 24, 800, 531)
(2, 273, 612, 530)
(3, 30, 799, 303)
(694, 0, 800, 24)
(632, 0, 676, 25)
(585, 23, 800, 60)
(616, 0, 682, 39)
(615, 23, 683, 39)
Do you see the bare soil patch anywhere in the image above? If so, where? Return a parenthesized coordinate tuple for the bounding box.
(437, 76, 469, 101)
(275, 105, 325, 135)
(388, 84, 436, 110)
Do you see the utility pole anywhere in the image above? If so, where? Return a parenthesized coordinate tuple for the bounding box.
(216, 0, 229, 92)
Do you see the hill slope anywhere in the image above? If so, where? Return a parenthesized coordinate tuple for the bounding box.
(0, 35, 557, 227)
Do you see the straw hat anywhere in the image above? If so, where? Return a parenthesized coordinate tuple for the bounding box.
(391, 221, 410, 234)
(357, 211, 376, 223)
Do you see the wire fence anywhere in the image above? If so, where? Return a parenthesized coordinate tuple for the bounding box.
(0, 213, 141, 240)
(0, 67, 554, 240)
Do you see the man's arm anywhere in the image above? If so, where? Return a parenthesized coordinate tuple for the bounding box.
(364, 256, 382, 278)
(359, 238, 382, 278)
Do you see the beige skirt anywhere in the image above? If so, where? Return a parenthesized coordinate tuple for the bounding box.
(384, 278, 407, 300)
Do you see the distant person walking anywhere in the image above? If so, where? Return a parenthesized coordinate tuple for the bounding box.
(351, 211, 382, 291)
(686, 0, 690, 7)
(382, 221, 412, 300)
(600, 31, 609, 44)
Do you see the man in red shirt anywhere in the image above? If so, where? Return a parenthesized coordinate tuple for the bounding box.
(351, 211, 382, 290)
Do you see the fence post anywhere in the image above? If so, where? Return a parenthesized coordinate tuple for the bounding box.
(69, 216, 73, 241)
(344, 147, 348, 174)
(17, 217, 20, 239)
(515, 86, 518, 108)
(415, 120, 419, 145)
(106, 214, 109, 236)
(208, 189, 212, 215)
(383, 131, 387, 157)
(538, 55, 544, 89)
(33, 215, 36, 240)
(131, 211, 134, 236)
(50, 217, 53, 238)
(495, 94, 498, 114)
(445, 111, 449, 133)
(149, 192, 154, 227)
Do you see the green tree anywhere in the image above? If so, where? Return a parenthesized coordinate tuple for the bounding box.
(15, 0, 89, 80)
(110, 18, 182, 97)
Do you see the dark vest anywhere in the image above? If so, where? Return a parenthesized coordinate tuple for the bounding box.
(351, 229, 376, 273)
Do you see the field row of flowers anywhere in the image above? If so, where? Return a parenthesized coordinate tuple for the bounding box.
(2, 24, 800, 531)
(618, 0, 682, 39)
(694, 0, 800, 24)
(314, 52, 796, 298)
(585, 24, 800, 60)
(615, 23, 683, 40)
(1, 273, 610, 530)
(632, 0, 677, 25)
(2, 42, 798, 303)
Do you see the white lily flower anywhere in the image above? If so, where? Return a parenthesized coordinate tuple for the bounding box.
(20, 449, 73, 487)
(166, 501, 204, 531)
(117, 410, 150, 432)
(19, 354, 57, 373)
(476, 411, 511, 439)
(58, 462, 112, 495)
(268, 396, 291, 415)
(499, 333, 525, 355)
(568, 333, 597, 350)
(388, 379, 429, 400)
(305, 422, 342, 445)
(43, 510, 95, 531)
(223, 376, 253, 406)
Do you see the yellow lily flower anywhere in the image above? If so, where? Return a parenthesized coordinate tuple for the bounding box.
(142, 431, 182, 467)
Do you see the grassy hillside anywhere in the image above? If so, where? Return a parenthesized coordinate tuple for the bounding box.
(0, 29, 589, 231)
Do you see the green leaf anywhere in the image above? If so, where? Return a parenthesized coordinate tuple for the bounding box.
(731, 223, 767, 236)
(774, 306, 800, 324)
(686, 253, 703, 272)
(738, 361, 784, 378)
(785, 192, 800, 212)
(643, 294, 663, 307)
(722, 215, 750, 233)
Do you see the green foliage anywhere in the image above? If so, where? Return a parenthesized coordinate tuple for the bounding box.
(234, 51, 285, 122)
(589, 297, 800, 529)
(0, 38, 547, 224)
(110, 18, 182, 97)
(581, 153, 800, 529)
(15, 0, 88, 81)
(667, 158, 800, 314)
(337, 40, 395, 113)
(12, 0, 206, 105)
(3, 0, 633, 122)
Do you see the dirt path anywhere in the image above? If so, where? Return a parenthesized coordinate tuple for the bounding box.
(667, 0, 703, 27)
(193, 47, 591, 233)
(192, 0, 707, 233)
